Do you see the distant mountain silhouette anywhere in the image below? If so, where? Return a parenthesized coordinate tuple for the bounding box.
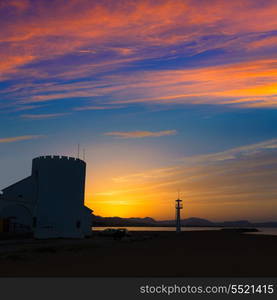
(92, 214, 277, 228)
(92, 215, 157, 226)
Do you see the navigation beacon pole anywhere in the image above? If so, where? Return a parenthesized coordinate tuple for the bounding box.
(175, 193, 183, 233)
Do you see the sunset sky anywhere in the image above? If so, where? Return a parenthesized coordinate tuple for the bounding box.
(0, 0, 277, 221)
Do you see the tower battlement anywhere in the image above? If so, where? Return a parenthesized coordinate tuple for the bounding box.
(33, 155, 85, 164)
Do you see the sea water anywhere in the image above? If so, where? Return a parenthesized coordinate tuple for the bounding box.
(93, 226, 277, 236)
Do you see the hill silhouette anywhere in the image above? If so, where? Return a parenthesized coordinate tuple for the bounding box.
(92, 214, 277, 228)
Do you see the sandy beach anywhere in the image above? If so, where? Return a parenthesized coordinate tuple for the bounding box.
(0, 230, 277, 277)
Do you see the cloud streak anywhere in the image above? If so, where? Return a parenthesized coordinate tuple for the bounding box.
(21, 113, 69, 119)
(0, 135, 43, 143)
(5, 57, 277, 111)
(108, 59, 277, 108)
(73, 105, 125, 111)
(104, 130, 177, 139)
(180, 138, 277, 165)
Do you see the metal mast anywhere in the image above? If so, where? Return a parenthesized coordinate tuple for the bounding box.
(175, 193, 183, 232)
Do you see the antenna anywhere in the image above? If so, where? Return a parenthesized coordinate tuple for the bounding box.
(77, 144, 80, 159)
(83, 148, 86, 161)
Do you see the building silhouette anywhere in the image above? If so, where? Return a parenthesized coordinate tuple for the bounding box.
(0, 155, 92, 238)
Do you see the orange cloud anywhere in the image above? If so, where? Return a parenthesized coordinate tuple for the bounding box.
(106, 58, 277, 108)
(104, 130, 177, 138)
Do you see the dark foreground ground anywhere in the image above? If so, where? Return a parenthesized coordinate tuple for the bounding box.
(0, 230, 277, 277)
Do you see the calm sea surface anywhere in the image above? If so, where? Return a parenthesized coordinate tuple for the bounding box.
(93, 226, 221, 232)
(93, 226, 277, 236)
